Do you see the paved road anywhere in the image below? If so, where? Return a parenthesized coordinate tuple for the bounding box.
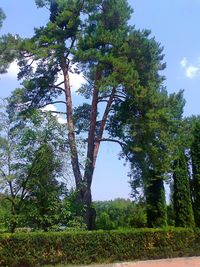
(87, 257, 200, 267)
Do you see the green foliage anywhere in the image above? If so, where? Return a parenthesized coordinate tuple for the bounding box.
(94, 199, 147, 229)
(59, 189, 87, 231)
(109, 88, 185, 226)
(0, 7, 5, 28)
(0, 34, 21, 74)
(0, 194, 11, 232)
(167, 204, 175, 226)
(0, 228, 200, 266)
(23, 144, 66, 231)
(6, 0, 175, 230)
(0, 8, 21, 74)
(1, 0, 196, 232)
(0, 101, 70, 232)
(191, 119, 200, 226)
(173, 150, 195, 228)
(145, 175, 167, 228)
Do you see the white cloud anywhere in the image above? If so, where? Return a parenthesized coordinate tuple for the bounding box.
(57, 116, 67, 124)
(69, 72, 85, 92)
(185, 65, 199, 79)
(6, 61, 19, 78)
(41, 104, 57, 112)
(180, 57, 188, 68)
(41, 104, 67, 124)
(57, 71, 85, 93)
(180, 57, 200, 79)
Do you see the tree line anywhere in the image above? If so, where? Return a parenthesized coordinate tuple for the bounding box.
(0, 0, 200, 232)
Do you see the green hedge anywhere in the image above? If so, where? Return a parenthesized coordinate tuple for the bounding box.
(0, 228, 200, 267)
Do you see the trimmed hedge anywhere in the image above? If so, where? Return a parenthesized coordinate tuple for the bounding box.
(0, 228, 200, 267)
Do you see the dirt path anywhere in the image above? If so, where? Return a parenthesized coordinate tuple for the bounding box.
(89, 257, 200, 267)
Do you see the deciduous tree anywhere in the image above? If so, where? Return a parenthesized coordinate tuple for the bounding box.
(0, 100, 68, 231)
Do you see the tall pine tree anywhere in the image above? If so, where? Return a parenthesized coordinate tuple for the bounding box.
(7, 0, 134, 229)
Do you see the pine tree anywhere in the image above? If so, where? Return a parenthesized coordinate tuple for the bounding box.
(8, 0, 161, 229)
(7, 0, 186, 229)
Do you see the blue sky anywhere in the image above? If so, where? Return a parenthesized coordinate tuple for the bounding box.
(0, 0, 199, 201)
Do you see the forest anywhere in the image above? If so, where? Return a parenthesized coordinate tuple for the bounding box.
(0, 0, 200, 236)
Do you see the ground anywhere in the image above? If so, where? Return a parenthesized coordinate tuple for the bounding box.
(88, 257, 200, 267)
(44, 257, 200, 267)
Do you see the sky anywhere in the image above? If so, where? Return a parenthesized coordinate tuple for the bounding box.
(0, 0, 199, 201)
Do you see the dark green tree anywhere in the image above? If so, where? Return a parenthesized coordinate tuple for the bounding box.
(173, 149, 195, 227)
(108, 82, 185, 227)
(191, 119, 200, 226)
(145, 171, 167, 228)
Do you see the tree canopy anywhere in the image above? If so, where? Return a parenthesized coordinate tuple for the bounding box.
(0, 0, 199, 231)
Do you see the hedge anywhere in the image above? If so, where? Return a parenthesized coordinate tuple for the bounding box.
(0, 228, 200, 267)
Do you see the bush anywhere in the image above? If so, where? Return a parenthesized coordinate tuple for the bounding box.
(0, 228, 200, 267)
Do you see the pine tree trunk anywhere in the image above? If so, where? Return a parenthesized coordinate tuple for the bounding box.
(62, 65, 95, 229)
(79, 185, 96, 230)
(62, 66, 82, 186)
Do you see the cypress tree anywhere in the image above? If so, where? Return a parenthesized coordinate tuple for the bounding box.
(145, 171, 167, 227)
(173, 150, 195, 227)
(191, 120, 200, 226)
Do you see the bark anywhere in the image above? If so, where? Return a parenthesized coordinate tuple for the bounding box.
(62, 64, 82, 187)
(84, 84, 99, 187)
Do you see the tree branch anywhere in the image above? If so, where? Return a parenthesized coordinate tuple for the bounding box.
(98, 99, 109, 103)
(93, 87, 116, 167)
(114, 94, 126, 99)
(39, 101, 67, 109)
(96, 138, 126, 148)
(52, 85, 66, 93)
(55, 81, 64, 87)
(45, 110, 67, 115)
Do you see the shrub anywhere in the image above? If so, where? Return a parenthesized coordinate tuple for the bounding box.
(0, 228, 200, 267)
